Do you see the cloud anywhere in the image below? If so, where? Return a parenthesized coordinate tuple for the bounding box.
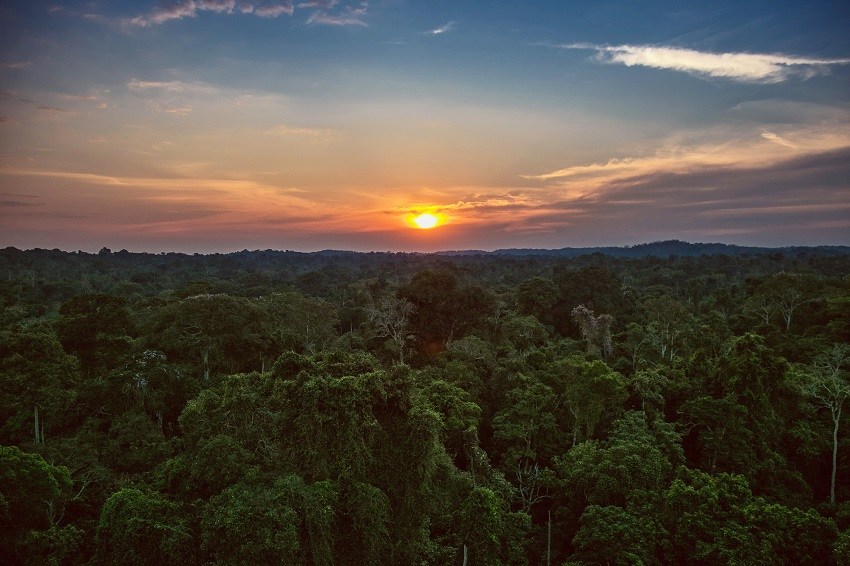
(0, 168, 341, 246)
(0, 200, 42, 207)
(306, 2, 367, 26)
(197, 0, 237, 11)
(36, 105, 70, 113)
(761, 131, 797, 149)
(127, 79, 216, 94)
(128, 0, 366, 26)
(131, 1, 197, 26)
(298, 0, 339, 7)
(254, 3, 294, 17)
(0, 61, 32, 69)
(563, 43, 850, 83)
(130, 0, 293, 26)
(524, 117, 850, 190)
(162, 105, 193, 115)
(265, 124, 336, 139)
(428, 21, 457, 35)
(481, 115, 850, 245)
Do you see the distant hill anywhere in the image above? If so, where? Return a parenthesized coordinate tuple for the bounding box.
(436, 240, 850, 258)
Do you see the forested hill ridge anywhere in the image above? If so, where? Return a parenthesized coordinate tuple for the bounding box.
(1, 244, 849, 564)
(447, 239, 850, 258)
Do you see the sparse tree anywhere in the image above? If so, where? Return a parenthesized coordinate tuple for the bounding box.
(366, 296, 415, 364)
(797, 344, 850, 504)
(571, 305, 613, 358)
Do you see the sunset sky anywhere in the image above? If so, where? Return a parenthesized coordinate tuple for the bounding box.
(1, 1, 849, 252)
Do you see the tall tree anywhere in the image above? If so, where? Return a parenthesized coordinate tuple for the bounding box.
(0, 330, 78, 445)
(366, 295, 415, 364)
(795, 344, 850, 503)
(571, 305, 613, 358)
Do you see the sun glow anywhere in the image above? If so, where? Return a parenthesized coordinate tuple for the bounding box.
(412, 213, 440, 229)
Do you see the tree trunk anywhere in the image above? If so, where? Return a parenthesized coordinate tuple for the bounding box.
(547, 510, 552, 566)
(462, 544, 468, 566)
(34, 405, 41, 444)
(831, 406, 840, 504)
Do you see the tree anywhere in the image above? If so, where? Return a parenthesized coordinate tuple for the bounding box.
(257, 291, 339, 357)
(750, 272, 819, 333)
(148, 293, 266, 379)
(400, 269, 497, 355)
(201, 480, 302, 565)
(641, 295, 693, 363)
(554, 356, 627, 446)
(571, 505, 661, 565)
(570, 305, 613, 358)
(55, 294, 133, 373)
(457, 486, 530, 566)
(95, 488, 191, 565)
(0, 330, 78, 445)
(0, 445, 72, 559)
(516, 277, 559, 323)
(662, 468, 837, 564)
(366, 295, 415, 364)
(796, 344, 850, 503)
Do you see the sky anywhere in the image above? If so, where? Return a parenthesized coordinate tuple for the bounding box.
(1, 0, 849, 253)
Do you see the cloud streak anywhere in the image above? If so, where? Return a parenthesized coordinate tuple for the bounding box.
(306, 1, 367, 26)
(265, 124, 336, 139)
(564, 43, 850, 83)
(428, 21, 457, 35)
(130, 0, 366, 26)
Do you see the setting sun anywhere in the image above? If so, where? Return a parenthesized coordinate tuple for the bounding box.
(412, 213, 440, 229)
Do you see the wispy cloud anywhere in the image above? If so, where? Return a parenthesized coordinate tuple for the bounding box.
(0, 61, 32, 69)
(254, 3, 295, 17)
(761, 131, 797, 149)
(129, 0, 367, 26)
(306, 1, 367, 26)
(130, 0, 294, 26)
(0, 200, 42, 207)
(298, 0, 339, 7)
(131, 1, 196, 26)
(563, 43, 850, 83)
(265, 124, 336, 139)
(0, 168, 354, 246)
(36, 105, 71, 114)
(127, 79, 216, 94)
(524, 120, 850, 190)
(162, 105, 193, 115)
(428, 21, 457, 35)
(504, 112, 850, 243)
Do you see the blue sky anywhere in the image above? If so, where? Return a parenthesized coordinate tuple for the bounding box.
(1, 0, 849, 252)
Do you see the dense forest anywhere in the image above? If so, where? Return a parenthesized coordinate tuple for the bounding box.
(1, 242, 849, 565)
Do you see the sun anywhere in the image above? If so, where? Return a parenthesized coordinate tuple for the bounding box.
(412, 213, 440, 229)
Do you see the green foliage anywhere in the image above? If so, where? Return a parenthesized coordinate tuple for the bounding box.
(201, 481, 302, 565)
(0, 330, 79, 444)
(95, 488, 190, 566)
(18, 525, 84, 566)
(0, 445, 71, 534)
(400, 268, 498, 355)
(457, 486, 531, 565)
(554, 356, 627, 444)
(1, 248, 848, 564)
(836, 528, 850, 566)
(56, 294, 133, 373)
(572, 505, 663, 565)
